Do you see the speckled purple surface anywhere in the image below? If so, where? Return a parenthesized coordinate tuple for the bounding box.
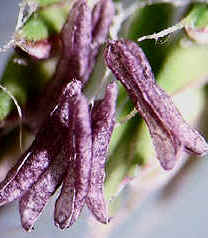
(86, 82, 117, 224)
(68, 91, 92, 227)
(54, 86, 92, 229)
(92, 0, 114, 45)
(0, 86, 71, 206)
(19, 150, 68, 231)
(1, 1, 208, 237)
(61, 0, 92, 83)
(105, 39, 208, 170)
(26, 0, 114, 133)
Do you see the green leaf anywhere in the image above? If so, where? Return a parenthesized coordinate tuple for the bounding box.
(105, 115, 142, 202)
(157, 38, 208, 94)
(184, 3, 208, 44)
(17, 3, 69, 42)
(0, 55, 30, 120)
(185, 3, 208, 29)
(33, 0, 65, 7)
(0, 54, 57, 121)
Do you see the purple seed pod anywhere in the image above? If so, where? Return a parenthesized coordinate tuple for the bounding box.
(0, 121, 65, 206)
(18, 80, 81, 231)
(69, 92, 92, 226)
(104, 39, 208, 170)
(86, 82, 117, 224)
(27, 0, 92, 131)
(91, 0, 115, 47)
(61, 0, 92, 82)
(0, 150, 32, 192)
(54, 161, 76, 229)
(0, 81, 81, 205)
(84, 0, 115, 80)
(54, 119, 75, 230)
(19, 150, 68, 231)
(54, 89, 92, 228)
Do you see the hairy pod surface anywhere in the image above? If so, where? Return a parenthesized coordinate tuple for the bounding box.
(105, 39, 208, 170)
(55, 81, 92, 229)
(86, 82, 117, 224)
(19, 150, 69, 231)
(0, 81, 81, 207)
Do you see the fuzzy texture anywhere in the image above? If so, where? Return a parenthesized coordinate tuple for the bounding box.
(0, 0, 117, 231)
(50, 0, 92, 86)
(85, 0, 115, 79)
(54, 88, 92, 229)
(54, 161, 76, 230)
(105, 39, 208, 170)
(86, 82, 117, 224)
(11, 0, 114, 133)
(0, 80, 81, 207)
(19, 150, 68, 231)
(26, 0, 92, 131)
(0, 93, 71, 205)
(91, 0, 115, 47)
(61, 0, 92, 82)
(18, 80, 83, 231)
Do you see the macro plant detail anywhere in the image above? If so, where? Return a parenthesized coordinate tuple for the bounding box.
(0, 0, 208, 235)
(104, 39, 208, 170)
(0, 0, 117, 231)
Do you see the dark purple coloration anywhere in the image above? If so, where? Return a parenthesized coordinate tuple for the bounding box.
(0, 97, 70, 205)
(61, 0, 92, 82)
(0, 0, 207, 230)
(91, 0, 115, 47)
(11, 0, 114, 133)
(0, 150, 49, 206)
(54, 88, 92, 229)
(85, 0, 115, 80)
(54, 82, 118, 228)
(0, 80, 81, 206)
(54, 112, 76, 230)
(18, 80, 83, 231)
(26, 0, 92, 131)
(0, 0, 117, 231)
(53, 0, 114, 90)
(86, 82, 117, 224)
(54, 162, 76, 229)
(19, 150, 68, 231)
(104, 39, 208, 170)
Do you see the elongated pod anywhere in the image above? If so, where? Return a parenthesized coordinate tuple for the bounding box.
(0, 81, 81, 205)
(105, 39, 208, 170)
(86, 82, 117, 224)
(19, 151, 68, 231)
(54, 83, 92, 229)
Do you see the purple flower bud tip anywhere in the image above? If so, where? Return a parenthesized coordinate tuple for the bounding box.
(104, 39, 208, 170)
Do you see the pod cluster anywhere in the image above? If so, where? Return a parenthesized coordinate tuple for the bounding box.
(0, 0, 116, 231)
(0, 0, 208, 232)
